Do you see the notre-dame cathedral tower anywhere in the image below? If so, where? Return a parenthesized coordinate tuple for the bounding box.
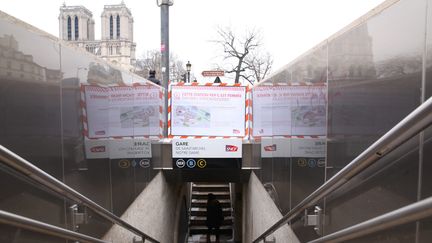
(59, 1, 136, 71)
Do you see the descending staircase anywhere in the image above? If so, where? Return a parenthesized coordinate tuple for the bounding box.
(188, 183, 234, 242)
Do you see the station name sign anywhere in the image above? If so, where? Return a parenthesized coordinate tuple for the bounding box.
(172, 138, 242, 169)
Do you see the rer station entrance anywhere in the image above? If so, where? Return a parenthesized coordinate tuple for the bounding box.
(80, 82, 326, 172)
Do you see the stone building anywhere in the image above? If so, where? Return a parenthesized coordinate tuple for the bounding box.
(0, 34, 62, 83)
(58, 1, 136, 71)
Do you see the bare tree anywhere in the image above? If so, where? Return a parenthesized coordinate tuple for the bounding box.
(213, 26, 261, 84)
(244, 50, 273, 84)
(135, 50, 161, 79)
(135, 49, 186, 82)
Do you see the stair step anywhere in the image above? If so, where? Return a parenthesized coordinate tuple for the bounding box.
(190, 218, 233, 226)
(192, 192, 230, 200)
(190, 209, 231, 217)
(189, 226, 233, 235)
(192, 183, 229, 186)
(191, 201, 231, 208)
(192, 186, 230, 192)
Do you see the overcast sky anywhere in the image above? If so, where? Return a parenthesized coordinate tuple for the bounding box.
(1, 0, 385, 82)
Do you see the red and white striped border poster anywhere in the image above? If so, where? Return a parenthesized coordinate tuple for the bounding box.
(80, 83, 163, 140)
(168, 82, 251, 140)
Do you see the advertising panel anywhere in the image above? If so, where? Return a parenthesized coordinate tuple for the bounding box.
(170, 85, 246, 137)
(253, 85, 326, 137)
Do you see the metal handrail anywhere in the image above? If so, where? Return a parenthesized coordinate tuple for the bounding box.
(308, 196, 432, 243)
(0, 210, 108, 243)
(0, 145, 159, 243)
(253, 96, 432, 242)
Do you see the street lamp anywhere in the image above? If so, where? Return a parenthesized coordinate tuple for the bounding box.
(186, 61, 191, 83)
(156, 0, 173, 137)
(156, 0, 173, 6)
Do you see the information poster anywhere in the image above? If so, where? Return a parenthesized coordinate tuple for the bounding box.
(253, 85, 326, 137)
(171, 86, 246, 137)
(84, 85, 160, 138)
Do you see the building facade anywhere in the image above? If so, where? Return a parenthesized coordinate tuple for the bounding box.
(59, 2, 136, 71)
(0, 34, 62, 83)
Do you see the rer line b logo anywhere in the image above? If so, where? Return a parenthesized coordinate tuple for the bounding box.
(187, 159, 196, 168)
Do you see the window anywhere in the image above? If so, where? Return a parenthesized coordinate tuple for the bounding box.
(116, 15, 120, 39)
(67, 16, 72, 40)
(110, 15, 113, 39)
(74, 16, 79, 40)
(87, 19, 90, 39)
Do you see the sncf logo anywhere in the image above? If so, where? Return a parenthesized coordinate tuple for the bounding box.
(90, 146, 106, 153)
(225, 145, 238, 152)
(95, 131, 106, 135)
(264, 144, 277, 152)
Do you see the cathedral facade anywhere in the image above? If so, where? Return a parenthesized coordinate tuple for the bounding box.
(59, 2, 136, 71)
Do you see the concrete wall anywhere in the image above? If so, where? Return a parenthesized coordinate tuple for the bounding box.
(103, 171, 184, 243)
(243, 172, 299, 243)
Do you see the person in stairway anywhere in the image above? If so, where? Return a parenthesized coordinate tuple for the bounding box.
(206, 193, 223, 243)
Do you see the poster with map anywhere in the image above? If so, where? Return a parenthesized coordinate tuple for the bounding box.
(83, 84, 161, 138)
(170, 85, 246, 136)
(253, 84, 326, 137)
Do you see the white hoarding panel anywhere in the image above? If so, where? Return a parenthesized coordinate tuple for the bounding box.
(172, 138, 242, 158)
(253, 85, 326, 137)
(171, 86, 246, 137)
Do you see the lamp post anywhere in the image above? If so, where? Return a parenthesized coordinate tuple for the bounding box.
(186, 61, 191, 83)
(156, 0, 173, 137)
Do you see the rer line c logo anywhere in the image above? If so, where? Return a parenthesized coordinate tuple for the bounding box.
(197, 159, 207, 168)
(118, 159, 131, 169)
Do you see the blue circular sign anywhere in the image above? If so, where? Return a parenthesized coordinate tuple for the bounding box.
(187, 159, 196, 168)
(308, 159, 317, 168)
